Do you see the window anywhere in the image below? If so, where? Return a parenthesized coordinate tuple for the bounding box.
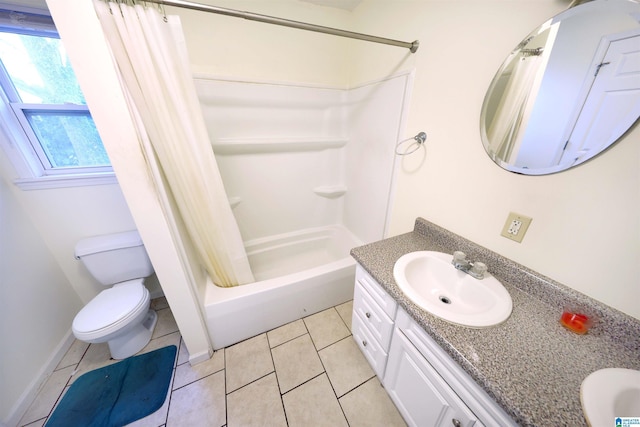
(0, 5, 113, 189)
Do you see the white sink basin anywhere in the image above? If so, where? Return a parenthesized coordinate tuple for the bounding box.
(393, 251, 512, 328)
(581, 368, 640, 426)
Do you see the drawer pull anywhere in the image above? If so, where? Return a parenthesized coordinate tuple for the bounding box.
(362, 340, 368, 347)
(365, 312, 371, 318)
(452, 419, 461, 427)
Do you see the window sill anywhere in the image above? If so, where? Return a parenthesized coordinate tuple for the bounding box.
(14, 172, 118, 190)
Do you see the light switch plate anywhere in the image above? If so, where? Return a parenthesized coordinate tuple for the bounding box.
(501, 212, 532, 243)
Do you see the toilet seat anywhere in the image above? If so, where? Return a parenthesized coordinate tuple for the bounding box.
(73, 279, 149, 340)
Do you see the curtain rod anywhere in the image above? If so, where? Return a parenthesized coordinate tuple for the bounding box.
(143, 0, 419, 53)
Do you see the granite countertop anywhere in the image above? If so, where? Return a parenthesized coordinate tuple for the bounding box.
(350, 218, 640, 427)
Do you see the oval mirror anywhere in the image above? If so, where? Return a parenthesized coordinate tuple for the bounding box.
(480, 0, 640, 175)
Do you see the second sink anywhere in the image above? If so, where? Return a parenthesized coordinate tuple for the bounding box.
(581, 368, 640, 426)
(393, 251, 512, 328)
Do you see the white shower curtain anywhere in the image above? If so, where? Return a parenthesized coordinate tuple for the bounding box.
(93, 1, 254, 287)
(487, 54, 542, 162)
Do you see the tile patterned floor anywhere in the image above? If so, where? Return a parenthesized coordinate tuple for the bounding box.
(18, 298, 406, 427)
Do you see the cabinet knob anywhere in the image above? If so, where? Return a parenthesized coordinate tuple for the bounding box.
(362, 340, 367, 347)
(452, 419, 461, 427)
(365, 312, 371, 318)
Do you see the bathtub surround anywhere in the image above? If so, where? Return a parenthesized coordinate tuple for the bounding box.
(197, 73, 411, 245)
(199, 74, 411, 348)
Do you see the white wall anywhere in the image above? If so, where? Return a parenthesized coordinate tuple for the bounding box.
(173, 0, 354, 86)
(350, 0, 640, 320)
(0, 175, 83, 424)
(2, 183, 138, 302)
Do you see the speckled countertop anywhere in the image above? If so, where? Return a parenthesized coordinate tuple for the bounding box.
(350, 218, 640, 427)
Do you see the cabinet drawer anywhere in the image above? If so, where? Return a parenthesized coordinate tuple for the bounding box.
(355, 265, 397, 319)
(352, 313, 388, 379)
(354, 282, 395, 349)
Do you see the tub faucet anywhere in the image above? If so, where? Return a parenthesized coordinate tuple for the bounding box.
(452, 251, 487, 279)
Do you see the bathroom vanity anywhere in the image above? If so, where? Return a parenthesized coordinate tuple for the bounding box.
(350, 218, 640, 426)
(353, 265, 515, 426)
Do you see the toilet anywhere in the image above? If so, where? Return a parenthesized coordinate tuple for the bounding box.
(72, 230, 158, 359)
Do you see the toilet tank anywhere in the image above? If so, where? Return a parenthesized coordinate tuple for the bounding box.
(75, 230, 154, 285)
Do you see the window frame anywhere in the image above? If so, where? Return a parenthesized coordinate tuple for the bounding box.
(0, 3, 115, 190)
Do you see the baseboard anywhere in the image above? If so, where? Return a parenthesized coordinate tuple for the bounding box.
(188, 347, 213, 366)
(4, 330, 75, 427)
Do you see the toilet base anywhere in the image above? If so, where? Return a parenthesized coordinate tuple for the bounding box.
(108, 309, 158, 359)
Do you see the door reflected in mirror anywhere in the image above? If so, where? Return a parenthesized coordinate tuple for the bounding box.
(480, 0, 640, 175)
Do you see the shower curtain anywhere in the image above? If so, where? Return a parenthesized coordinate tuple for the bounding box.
(487, 53, 543, 162)
(93, 1, 254, 287)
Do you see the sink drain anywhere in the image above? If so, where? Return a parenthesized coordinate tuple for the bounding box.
(439, 296, 452, 304)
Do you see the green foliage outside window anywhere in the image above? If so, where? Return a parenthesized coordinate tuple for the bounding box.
(0, 19, 110, 171)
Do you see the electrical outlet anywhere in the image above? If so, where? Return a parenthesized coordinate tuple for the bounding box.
(501, 212, 532, 243)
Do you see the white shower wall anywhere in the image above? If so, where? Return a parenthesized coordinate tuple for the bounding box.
(195, 73, 412, 245)
(344, 76, 411, 243)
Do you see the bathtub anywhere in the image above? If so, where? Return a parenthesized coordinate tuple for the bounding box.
(204, 225, 362, 349)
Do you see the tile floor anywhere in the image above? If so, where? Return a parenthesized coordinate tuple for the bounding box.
(18, 298, 407, 427)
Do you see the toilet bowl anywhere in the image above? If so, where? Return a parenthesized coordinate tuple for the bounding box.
(72, 231, 157, 359)
(72, 279, 158, 359)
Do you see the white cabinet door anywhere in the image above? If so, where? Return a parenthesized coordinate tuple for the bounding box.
(384, 329, 480, 427)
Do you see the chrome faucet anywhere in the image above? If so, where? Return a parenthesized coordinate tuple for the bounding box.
(452, 251, 487, 279)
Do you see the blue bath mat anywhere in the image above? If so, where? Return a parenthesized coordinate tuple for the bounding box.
(46, 345, 176, 427)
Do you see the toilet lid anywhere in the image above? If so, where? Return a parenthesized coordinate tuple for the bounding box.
(73, 280, 146, 334)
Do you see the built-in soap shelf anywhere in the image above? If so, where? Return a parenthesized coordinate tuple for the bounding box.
(313, 185, 347, 198)
(212, 136, 348, 155)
